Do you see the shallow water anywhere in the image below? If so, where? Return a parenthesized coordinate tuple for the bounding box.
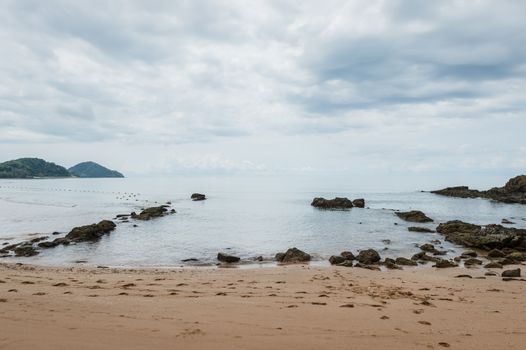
(1, 176, 525, 267)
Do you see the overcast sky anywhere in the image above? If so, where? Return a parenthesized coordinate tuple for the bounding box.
(1, 0, 525, 189)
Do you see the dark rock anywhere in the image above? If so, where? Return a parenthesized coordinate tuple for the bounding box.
(181, 258, 199, 262)
(352, 198, 365, 208)
(65, 220, 116, 242)
(395, 257, 418, 266)
(275, 248, 311, 263)
(498, 257, 518, 265)
(502, 268, 521, 278)
(433, 259, 458, 268)
(356, 249, 381, 264)
(412, 251, 440, 263)
(506, 252, 526, 261)
(52, 231, 61, 235)
(502, 219, 515, 224)
(13, 245, 38, 257)
(311, 197, 353, 209)
(217, 252, 240, 263)
(484, 262, 503, 269)
(431, 175, 526, 204)
(395, 210, 433, 223)
(464, 258, 483, 266)
(329, 255, 346, 265)
(487, 249, 505, 258)
(337, 260, 354, 267)
(191, 193, 206, 201)
(436, 220, 526, 251)
(340, 251, 355, 260)
(132, 206, 168, 220)
(462, 251, 478, 257)
(383, 258, 401, 269)
(354, 262, 381, 271)
(408, 227, 435, 233)
(29, 236, 48, 243)
(420, 243, 437, 253)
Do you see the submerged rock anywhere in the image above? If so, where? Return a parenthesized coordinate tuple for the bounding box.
(436, 220, 526, 251)
(275, 247, 311, 263)
(431, 175, 526, 204)
(217, 252, 240, 263)
(131, 206, 168, 220)
(311, 197, 353, 209)
(395, 210, 433, 223)
(191, 193, 206, 201)
(502, 219, 515, 224)
(356, 249, 381, 264)
(408, 227, 435, 233)
(65, 220, 116, 242)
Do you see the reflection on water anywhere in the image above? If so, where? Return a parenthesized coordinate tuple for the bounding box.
(1, 176, 525, 267)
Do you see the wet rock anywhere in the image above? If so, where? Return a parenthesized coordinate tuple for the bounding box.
(395, 257, 418, 266)
(412, 251, 440, 263)
(506, 252, 526, 262)
(65, 220, 116, 243)
(181, 258, 199, 262)
(275, 248, 311, 263)
(433, 259, 458, 268)
(29, 236, 48, 243)
(191, 193, 206, 201)
(487, 249, 505, 258)
(432, 175, 526, 204)
(383, 258, 401, 269)
(501, 268, 521, 278)
(311, 197, 353, 209)
(337, 260, 353, 267)
(462, 251, 478, 257)
(131, 206, 168, 220)
(498, 257, 518, 265)
(217, 252, 240, 263)
(502, 219, 515, 224)
(352, 198, 365, 208)
(436, 220, 526, 251)
(395, 210, 433, 223)
(484, 262, 503, 269)
(420, 244, 446, 255)
(356, 249, 381, 264)
(408, 227, 435, 233)
(354, 262, 381, 271)
(13, 245, 38, 257)
(464, 258, 483, 266)
(340, 251, 355, 260)
(329, 255, 346, 265)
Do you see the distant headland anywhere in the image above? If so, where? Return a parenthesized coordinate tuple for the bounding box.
(0, 158, 124, 179)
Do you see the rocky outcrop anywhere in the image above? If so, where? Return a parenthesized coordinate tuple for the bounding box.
(275, 248, 311, 263)
(395, 211, 433, 223)
(311, 197, 353, 209)
(436, 220, 526, 251)
(131, 206, 169, 220)
(356, 249, 381, 264)
(191, 193, 206, 201)
(432, 175, 526, 204)
(65, 220, 116, 242)
(395, 257, 418, 266)
(13, 244, 39, 257)
(217, 252, 240, 263)
(352, 198, 365, 208)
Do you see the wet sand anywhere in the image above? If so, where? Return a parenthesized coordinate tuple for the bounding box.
(1, 262, 525, 349)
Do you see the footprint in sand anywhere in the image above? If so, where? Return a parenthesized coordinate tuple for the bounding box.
(0, 298, 6, 302)
(32, 292, 46, 296)
(438, 342, 450, 347)
(418, 321, 432, 325)
(340, 304, 354, 308)
(52, 283, 68, 287)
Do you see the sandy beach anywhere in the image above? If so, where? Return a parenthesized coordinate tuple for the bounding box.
(1, 262, 525, 349)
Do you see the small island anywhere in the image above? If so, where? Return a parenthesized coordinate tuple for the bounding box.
(0, 158, 124, 179)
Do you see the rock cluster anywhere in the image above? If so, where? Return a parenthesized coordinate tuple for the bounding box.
(311, 197, 365, 209)
(431, 175, 526, 204)
(66, 220, 116, 242)
(275, 247, 311, 263)
(395, 210, 433, 223)
(131, 206, 170, 220)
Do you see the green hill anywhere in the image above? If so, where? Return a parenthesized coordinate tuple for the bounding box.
(0, 158, 71, 178)
(69, 161, 124, 178)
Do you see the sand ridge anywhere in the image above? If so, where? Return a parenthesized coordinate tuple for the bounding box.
(1, 262, 525, 349)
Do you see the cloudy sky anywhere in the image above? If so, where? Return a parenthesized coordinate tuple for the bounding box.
(1, 0, 525, 189)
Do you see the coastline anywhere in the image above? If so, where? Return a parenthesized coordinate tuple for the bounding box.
(1, 262, 525, 349)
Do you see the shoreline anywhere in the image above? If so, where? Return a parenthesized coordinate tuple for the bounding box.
(1, 262, 525, 349)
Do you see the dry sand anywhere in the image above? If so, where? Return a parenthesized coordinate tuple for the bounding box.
(1, 262, 525, 349)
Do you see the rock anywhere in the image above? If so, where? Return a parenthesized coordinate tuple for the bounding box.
(462, 251, 478, 257)
(275, 248, 311, 263)
(131, 206, 168, 220)
(337, 260, 354, 267)
(501, 268, 521, 278)
(29, 236, 48, 243)
(356, 249, 381, 264)
(217, 253, 240, 263)
(354, 262, 381, 271)
(502, 219, 515, 224)
(352, 198, 365, 208)
(433, 259, 458, 268)
(65, 220, 116, 242)
(487, 249, 505, 258)
(498, 257, 517, 265)
(395, 257, 418, 266)
(191, 193, 206, 201)
(13, 245, 38, 257)
(340, 251, 355, 260)
(431, 175, 526, 204)
(311, 197, 353, 209)
(420, 243, 436, 252)
(506, 252, 526, 262)
(464, 258, 483, 266)
(329, 255, 346, 265)
(383, 258, 401, 269)
(408, 227, 435, 233)
(395, 210, 433, 223)
(436, 220, 526, 251)
(411, 251, 440, 263)
(484, 262, 503, 269)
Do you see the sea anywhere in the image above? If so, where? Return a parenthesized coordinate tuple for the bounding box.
(1, 176, 525, 268)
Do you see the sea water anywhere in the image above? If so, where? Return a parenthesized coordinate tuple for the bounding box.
(1, 176, 525, 267)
